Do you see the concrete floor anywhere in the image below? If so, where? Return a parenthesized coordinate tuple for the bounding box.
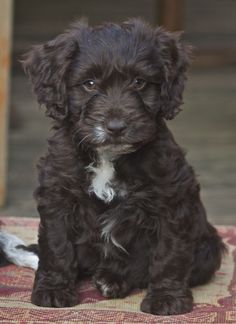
(0, 67, 236, 225)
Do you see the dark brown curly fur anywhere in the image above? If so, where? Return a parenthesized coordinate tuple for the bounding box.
(22, 19, 225, 315)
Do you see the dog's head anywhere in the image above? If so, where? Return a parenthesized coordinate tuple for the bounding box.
(23, 19, 191, 153)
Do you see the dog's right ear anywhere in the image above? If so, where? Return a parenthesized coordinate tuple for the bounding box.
(22, 32, 78, 120)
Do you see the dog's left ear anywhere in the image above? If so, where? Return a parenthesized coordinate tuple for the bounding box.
(156, 28, 192, 120)
(22, 32, 78, 120)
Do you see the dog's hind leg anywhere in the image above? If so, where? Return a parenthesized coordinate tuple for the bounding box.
(93, 256, 149, 299)
(189, 223, 226, 287)
(93, 236, 150, 298)
(94, 267, 132, 298)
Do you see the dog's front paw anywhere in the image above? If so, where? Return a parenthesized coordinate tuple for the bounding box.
(140, 289, 193, 315)
(31, 287, 79, 308)
(94, 269, 131, 298)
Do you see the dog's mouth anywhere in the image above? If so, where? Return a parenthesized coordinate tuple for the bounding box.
(96, 143, 138, 156)
(92, 133, 157, 156)
(76, 122, 157, 155)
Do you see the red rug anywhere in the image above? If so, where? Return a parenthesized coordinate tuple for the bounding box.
(0, 217, 235, 323)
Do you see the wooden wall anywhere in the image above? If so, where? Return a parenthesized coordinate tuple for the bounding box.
(12, 0, 236, 71)
(0, 0, 13, 206)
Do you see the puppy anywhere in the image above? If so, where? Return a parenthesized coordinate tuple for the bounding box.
(21, 19, 225, 315)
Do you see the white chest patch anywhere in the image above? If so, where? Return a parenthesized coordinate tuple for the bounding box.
(86, 154, 115, 203)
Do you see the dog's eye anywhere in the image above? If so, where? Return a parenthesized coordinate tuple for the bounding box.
(83, 80, 96, 91)
(132, 78, 147, 90)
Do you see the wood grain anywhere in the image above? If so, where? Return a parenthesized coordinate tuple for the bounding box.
(0, 0, 13, 206)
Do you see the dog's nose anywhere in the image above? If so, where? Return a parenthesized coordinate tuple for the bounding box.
(106, 119, 127, 135)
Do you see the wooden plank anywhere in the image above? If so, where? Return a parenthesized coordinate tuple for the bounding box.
(0, 0, 13, 206)
(159, 0, 185, 31)
(193, 48, 236, 68)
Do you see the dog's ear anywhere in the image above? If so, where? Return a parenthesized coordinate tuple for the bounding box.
(156, 28, 192, 120)
(22, 32, 78, 120)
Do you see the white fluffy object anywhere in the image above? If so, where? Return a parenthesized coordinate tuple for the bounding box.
(0, 231, 38, 270)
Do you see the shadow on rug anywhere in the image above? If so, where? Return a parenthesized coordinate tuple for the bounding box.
(0, 217, 235, 323)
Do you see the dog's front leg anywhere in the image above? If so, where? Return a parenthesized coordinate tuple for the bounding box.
(140, 222, 194, 315)
(31, 200, 79, 307)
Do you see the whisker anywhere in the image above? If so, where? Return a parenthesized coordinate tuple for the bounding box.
(78, 134, 91, 148)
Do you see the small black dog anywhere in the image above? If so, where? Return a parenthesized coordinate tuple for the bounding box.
(18, 19, 225, 315)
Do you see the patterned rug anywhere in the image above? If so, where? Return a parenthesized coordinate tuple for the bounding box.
(0, 217, 235, 324)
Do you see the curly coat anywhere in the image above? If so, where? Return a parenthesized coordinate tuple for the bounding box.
(22, 19, 225, 315)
